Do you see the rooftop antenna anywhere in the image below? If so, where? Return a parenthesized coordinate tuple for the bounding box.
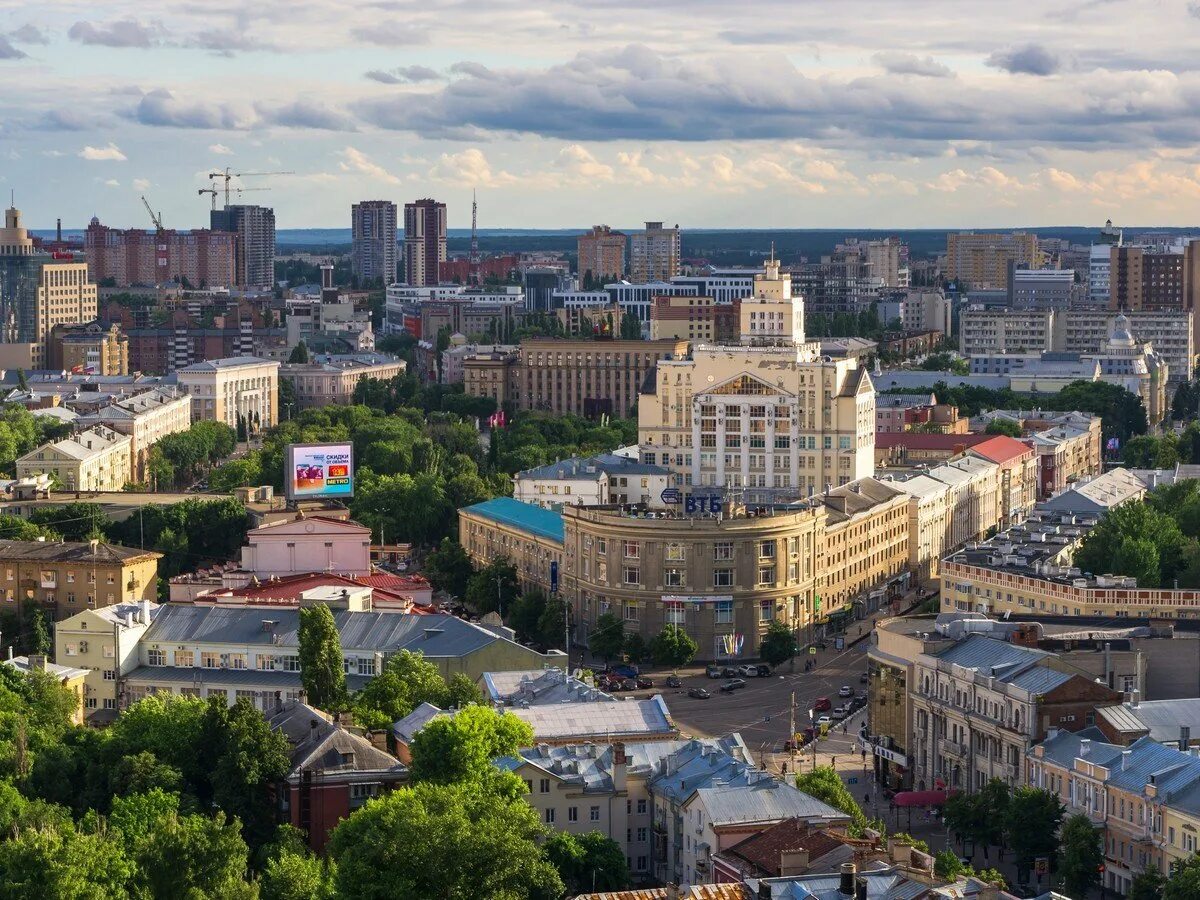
(469, 189, 480, 284)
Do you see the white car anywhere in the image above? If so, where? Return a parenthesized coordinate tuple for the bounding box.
(838, 685, 852, 697)
(816, 715, 832, 727)
(737, 664, 758, 678)
(831, 706, 849, 720)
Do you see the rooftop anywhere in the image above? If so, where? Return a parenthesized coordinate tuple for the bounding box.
(967, 434, 1034, 465)
(266, 700, 406, 780)
(1097, 699, 1200, 746)
(1039, 468, 1147, 514)
(516, 453, 671, 481)
(177, 356, 278, 372)
(0, 538, 159, 565)
(19, 425, 129, 462)
(460, 497, 565, 543)
(482, 668, 614, 706)
(508, 695, 677, 742)
(930, 634, 1071, 695)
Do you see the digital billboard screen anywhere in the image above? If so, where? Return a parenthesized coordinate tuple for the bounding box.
(285, 443, 354, 500)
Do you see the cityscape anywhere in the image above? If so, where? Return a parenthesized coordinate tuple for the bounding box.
(4, 3, 1200, 899)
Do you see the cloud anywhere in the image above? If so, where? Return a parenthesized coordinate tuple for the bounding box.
(428, 148, 513, 186)
(338, 147, 401, 185)
(365, 65, 442, 84)
(260, 101, 356, 131)
(1190, 1, 1200, 17)
(131, 89, 256, 129)
(208, 143, 233, 155)
(554, 144, 614, 182)
(38, 109, 97, 131)
(349, 22, 429, 46)
(133, 177, 151, 191)
(79, 143, 127, 161)
(104, 179, 121, 187)
(68, 19, 166, 49)
(0, 37, 26, 60)
(9, 25, 48, 45)
(185, 28, 276, 55)
(985, 43, 1062, 76)
(872, 52, 953, 78)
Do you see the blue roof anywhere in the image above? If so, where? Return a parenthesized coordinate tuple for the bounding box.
(462, 497, 564, 543)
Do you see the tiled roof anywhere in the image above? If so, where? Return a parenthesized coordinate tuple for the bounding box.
(460, 497, 564, 543)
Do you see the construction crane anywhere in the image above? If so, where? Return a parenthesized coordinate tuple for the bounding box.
(206, 167, 294, 209)
(198, 186, 270, 211)
(140, 195, 164, 232)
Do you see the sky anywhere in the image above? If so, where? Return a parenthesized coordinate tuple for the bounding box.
(4, 0, 1200, 230)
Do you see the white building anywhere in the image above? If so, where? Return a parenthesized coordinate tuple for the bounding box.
(76, 387, 191, 484)
(513, 453, 676, 509)
(175, 355, 279, 431)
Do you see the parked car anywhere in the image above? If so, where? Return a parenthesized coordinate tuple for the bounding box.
(755, 664, 772, 677)
(814, 641, 828, 650)
(831, 705, 849, 720)
(838, 685, 852, 697)
(859, 672, 870, 684)
(665, 675, 682, 688)
(635, 676, 653, 689)
(816, 715, 832, 728)
(705, 665, 723, 679)
(607, 664, 639, 679)
(688, 687, 711, 700)
(719, 678, 747, 693)
(721, 665, 738, 678)
(737, 664, 758, 677)
(812, 697, 832, 712)
(620, 678, 638, 691)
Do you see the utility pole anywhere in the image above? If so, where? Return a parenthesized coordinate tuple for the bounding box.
(789, 691, 797, 775)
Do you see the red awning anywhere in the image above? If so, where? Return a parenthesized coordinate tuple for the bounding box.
(892, 790, 948, 807)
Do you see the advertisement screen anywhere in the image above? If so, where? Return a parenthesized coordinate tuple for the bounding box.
(286, 443, 354, 500)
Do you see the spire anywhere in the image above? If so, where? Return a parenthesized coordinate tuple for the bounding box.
(469, 189, 480, 284)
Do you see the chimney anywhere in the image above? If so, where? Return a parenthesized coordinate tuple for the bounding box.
(1080, 739, 1091, 758)
(855, 878, 867, 900)
(1130, 690, 1141, 708)
(757, 882, 771, 900)
(1122, 750, 1132, 771)
(141, 598, 151, 625)
(779, 847, 811, 876)
(840, 862, 856, 896)
(5, 647, 10, 661)
(27, 654, 45, 671)
(56, 218, 61, 243)
(1182, 726, 1192, 750)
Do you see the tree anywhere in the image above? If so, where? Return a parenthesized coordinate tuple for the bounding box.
(408, 705, 533, 790)
(975, 868, 1008, 889)
(261, 851, 334, 900)
(328, 782, 563, 900)
(507, 589, 548, 645)
(352, 650, 449, 731)
(1129, 864, 1167, 900)
(1165, 856, 1200, 899)
(465, 557, 519, 616)
(1058, 813, 1103, 898)
(298, 605, 348, 712)
(622, 633, 646, 664)
(759, 620, 798, 668)
(537, 595, 568, 650)
(423, 538, 472, 599)
(1074, 500, 1187, 588)
(0, 814, 136, 900)
(445, 672, 484, 709)
(287, 341, 310, 364)
(943, 790, 985, 849)
(1004, 786, 1064, 877)
(589, 613, 625, 662)
(934, 849, 971, 880)
(544, 831, 631, 894)
(649, 625, 698, 669)
(985, 419, 1023, 437)
(792, 766, 867, 830)
(28, 607, 51, 655)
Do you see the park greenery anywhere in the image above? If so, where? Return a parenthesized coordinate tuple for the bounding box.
(919, 352, 969, 376)
(984, 419, 1024, 438)
(0, 405, 75, 477)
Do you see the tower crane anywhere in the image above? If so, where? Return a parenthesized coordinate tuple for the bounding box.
(206, 167, 294, 209)
(140, 195, 164, 232)
(198, 186, 270, 211)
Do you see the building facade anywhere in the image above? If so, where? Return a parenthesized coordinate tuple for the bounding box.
(49, 323, 129, 375)
(578, 225, 626, 282)
(84, 217, 235, 289)
(403, 199, 447, 287)
(514, 454, 675, 510)
(16, 425, 133, 492)
(649, 295, 738, 343)
(54, 600, 159, 724)
(176, 355, 280, 430)
(280, 353, 405, 409)
(210, 205, 276, 291)
(76, 387, 191, 484)
(945, 232, 1040, 289)
(630, 222, 681, 283)
(350, 200, 398, 284)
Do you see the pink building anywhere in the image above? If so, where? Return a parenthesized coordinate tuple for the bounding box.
(241, 515, 373, 578)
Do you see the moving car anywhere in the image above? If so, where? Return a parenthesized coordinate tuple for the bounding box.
(720, 678, 747, 693)
(705, 665, 723, 679)
(816, 715, 832, 727)
(838, 685, 852, 697)
(832, 705, 849, 720)
(688, 687, 711, 700)
(812, 697, 832, 712)
(665, 675, 682, 688)
(859, 672, 870, 684)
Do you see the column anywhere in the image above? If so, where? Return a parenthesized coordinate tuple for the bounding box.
(690, 400, 702, 491)
(740, 403, 750, 491)
(716, 402, 727, 488)
(789, 401, 801, 491)
(765, 413, 776, 493)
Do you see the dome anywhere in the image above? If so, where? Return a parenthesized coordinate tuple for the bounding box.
(1109, 314, 1135, 348)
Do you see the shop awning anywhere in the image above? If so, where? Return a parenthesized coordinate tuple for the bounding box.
(892, 790, 948, 807)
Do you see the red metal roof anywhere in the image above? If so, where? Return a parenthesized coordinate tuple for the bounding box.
(968, 434, 1035, 465)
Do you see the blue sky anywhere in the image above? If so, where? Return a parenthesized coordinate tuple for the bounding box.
(5, 0, 1200, 230)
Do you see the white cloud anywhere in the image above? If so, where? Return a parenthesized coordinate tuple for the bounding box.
(133, 177, 151, 191)
(104, 179, 120, 187)
(337, 147, 401, 185)
(79, 143, 127, 161)
(428, 148, 514, 187)
(208, 143, 233, 155)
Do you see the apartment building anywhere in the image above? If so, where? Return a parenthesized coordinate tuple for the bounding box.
(630, 222, 681, 283)
(1108, 245, 1186, 313)
(54, 600, 160, 724)
(967, 435, 1038, 529)
(792, 252, 881, 316)
(1008, 269, 1079, 308)
(461, 347, 519, 405)
(403, 198, 447, 287)
(1063, 308, 1193, 387)
(210, 205, 276, 291)
(512, 338, 684, 418)
(578, 225, 626, 281)
(876, 289, 951, 336)
(837, 237, 907, 288)
(959, 307, 1057, 356)
(458, 497, 565, 593)
(819, 479, 910, 618)
(649, 295, 738, 343)
(15, 425, 132, 492)
(1029, 728, 1200, 895)
(895, 475, 950, 583)
(4, 654, 88, 724)
(84, 217, 235, 289)
(76, 387, 191, 484)
(279, 353, 406, 409)
(176, 355, 279, 430)
(440, 341, 516, 385)
(1021, 416, 1104, 499)
(514, 453, 675, 509)
(49, 323, 129, 375)
(350, 200, 398, 284)
(909, 634, 1121, 794)
(945, 232, 1040, 289)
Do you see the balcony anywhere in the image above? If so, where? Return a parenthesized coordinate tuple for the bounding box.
(938, 738, 969, 761)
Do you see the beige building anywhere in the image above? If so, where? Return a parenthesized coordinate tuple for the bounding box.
(4, 654, 89, 724)
(459, 497, 565, 593)
(16, 425, 133, 492)
(649, 295, 737, 343)
(77, 388, 191, 484)
(462, 347, 518, 406)
(641, 257, 876, 502)
(577, 225, 626, 281)
(49, 323, 129, 375)
(820, 479, 909, 617)
(279, 353, 406, 409)
(895, 475, 950, 583)
(838, 237, 906, 288)
(959, 307, 1057, 356)
(176, 355, 279, 430)
(945, 232, 1040, 289)
(55, 600, 159, 725)
(630, 221, 680, 283)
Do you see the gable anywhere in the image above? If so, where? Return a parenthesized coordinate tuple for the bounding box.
(703, 373, 793, 398)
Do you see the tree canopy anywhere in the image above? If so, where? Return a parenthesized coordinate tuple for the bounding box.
(298, 604, 348, 712)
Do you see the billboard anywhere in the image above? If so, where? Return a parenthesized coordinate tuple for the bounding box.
(285, 443, 354, 500)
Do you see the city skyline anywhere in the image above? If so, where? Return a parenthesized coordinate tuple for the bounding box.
(5, 0, 1200, 229)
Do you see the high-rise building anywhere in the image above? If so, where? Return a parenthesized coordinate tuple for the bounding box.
(210, 205, 276, 291)
(1108, 245, 1186, 312)
(350, 201, 398, 284)
(945, 232, 1040, 289)
(630, 221, 680, 283)
(403, 199, 447, 287)
(0, 205, 98, 369)
(577, 225, 626, 283)
(84, 218, 235, 289)
(837, 236, 907, 288)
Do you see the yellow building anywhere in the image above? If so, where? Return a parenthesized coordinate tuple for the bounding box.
(50, 322, 129, 375)
(280, 353, 406, 409)
(458, 497, 564, 592)
(176, 355, 279, 431)
(462, 347, 518, 406)
(945, 232, 1040, 289)
(77, 388, 191, 484)
(55, 600, 158, 725)
(16, 425, 132, 492)
(820, 478, 910, 618)
(3, 653, 89, 724)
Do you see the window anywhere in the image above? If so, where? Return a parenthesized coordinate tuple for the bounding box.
(623, 541, 640, 559)
(624, 601, 640, 622)
(758, 566, 776, 586)
(523, 779, 533, 794)
(758, 540, 775, 559)
(713, 568, 733, 588)
(103, 698, 117, 710)
(539, 778, 550, 794)
(590, 806, 601, 821)
(256, 654, 276, 671)
(664, 568, 684, 587)
(568, 806, 578, 822)
(358, 657, 378, 676)
(759, 600, 774, 621)
(64, 642, 78, 656)
(714, 541, 733, 561)
(596, 538, 607, 554)
(228, 653, 247, 670)
(665, 543, 686, 562)
(715, 600, 734, 624)
(544, 808, 556, 824)
(665, 601, 686, 626)
(102, 670, 115, 681)
(281, 655, 301, 672)
(85, 697, 97, 709)
(103, 644, 114, 659)
(637, 827, 648, 842)
(637, 856, 647, 871)
(147, 649, 165, 666)
(201, 652, 220, 668)
(623, 566, 641, 585)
